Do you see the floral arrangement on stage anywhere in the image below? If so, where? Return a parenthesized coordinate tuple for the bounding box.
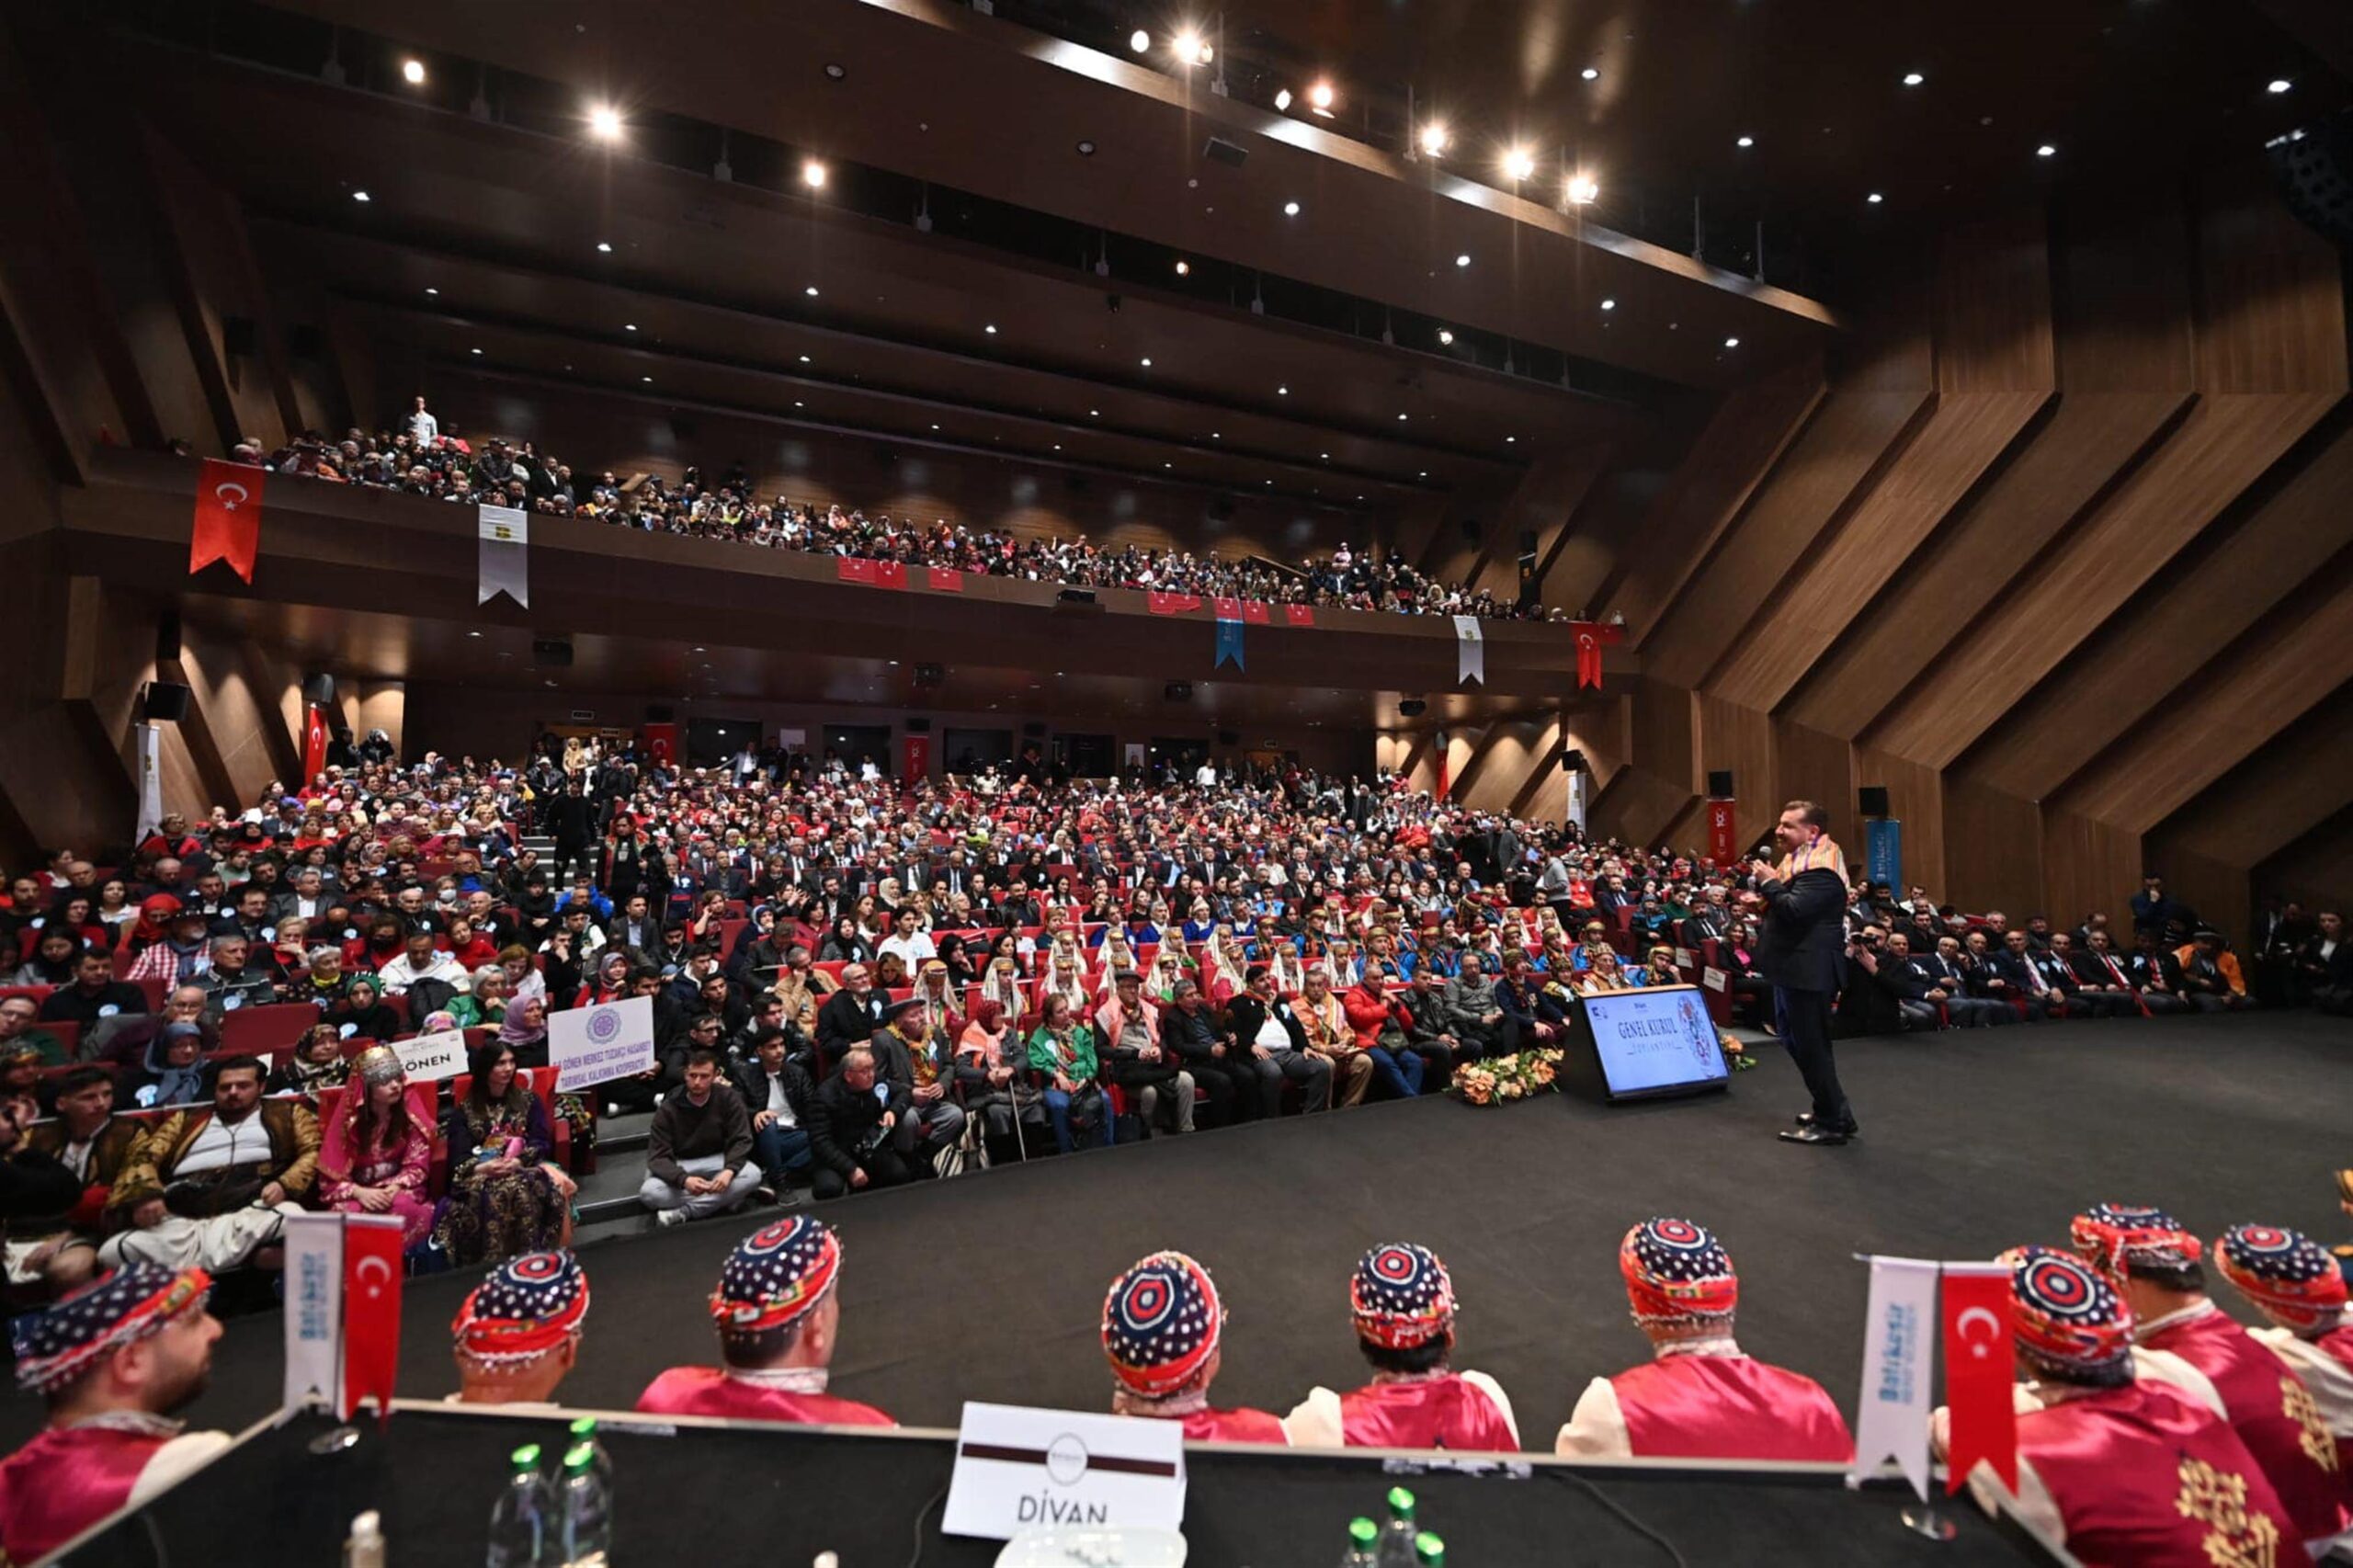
(1450, 1048, 1564, 1107)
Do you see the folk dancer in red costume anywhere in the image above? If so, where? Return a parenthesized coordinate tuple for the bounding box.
(2213, 1223, 2353, 1485)
(0, 1263, 230, 1565)
(1554, 1217, 1852, 1461)
(2072, 1203, 2350, 1554)
(1282, 1242, 1518, 1450)
(1934, 1246, 2294, 1568)
(1099, 1249, 1285, 1444)
(635, 1214, 893, 1427)
(449, 1250, 591, 1409)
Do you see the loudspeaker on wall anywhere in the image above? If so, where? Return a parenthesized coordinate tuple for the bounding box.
(145, 682, 191, 723)
(1706, 769, 1734, 798)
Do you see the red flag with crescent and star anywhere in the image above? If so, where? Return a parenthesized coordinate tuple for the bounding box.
(302, 705, 328, 782)
(1569, 620, 1625, 689)
(1940, 1264, 2018, 1494)
(341, 1215, 404, 1422)
(190, 459, 265, 582)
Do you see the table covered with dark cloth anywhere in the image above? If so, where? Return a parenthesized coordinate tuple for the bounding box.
(54, 1402, 2058, 1566)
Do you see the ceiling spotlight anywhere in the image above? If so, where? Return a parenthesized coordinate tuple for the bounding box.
(641, 375, 653, 383)
(2035, 143, 2056, 158)
(1736, 135, 1755, 148)
(401, 58, 426, 85)
(623, 322, 637, 332)
(1174, 30, 1211, 65)
(1868, 191, 1885, 204)
(596, 241, 612, 253)
(1438, 328, 1454, 345)
(1274, 87, 1292, 111)
(1130, 28, 1151, 52)
(1320, 452, 1330, 460)
(1599, 298, 1615, 311)
(1723, 336, 1740, 348)
(1455, 253, 1471, 267)
(984, 324, 998, 334)
(1090, 408, 1100, 416)
(352, 189, 371, 202)
(823, 62, 847, 80)
(1283, 199, 1301, 216)
(1277, 384, 1289, 395)
(2268, 78, 2293, 95)
(1418, 122, 1450, 156)
(1503, 147, 1536, 181)
(1581, 66, 1600, 81)
(1506, 436, 1518, 444)
(470, 347, 483, 355)
(1075, 139, 1097, 155)
(805, 285, 819, 297)
(801, 159, 828, 188)
(1174, 259, 1190, 276)
(799, 354, 812, 363)
(1564, 173, 1599, 205)
(1397, 413, 1409, 421)
(425, 287, 438, 296)
(1309, 80, 1336, 116)
(1902, 72, 1925, 86)
(1140, 357, 1153, 367)
(587, 104, 623, 140)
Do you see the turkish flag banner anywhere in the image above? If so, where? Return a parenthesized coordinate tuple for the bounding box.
(1147, 592, 1186, 616)
(340, 1215, 404, 1422)
(903, 733, 931, 783)
(1706, 799, 1737, 867)
(1940, 1263, 2018, 1495)
(1212, 596, 1244, 621)
(835, 557, 878, 585)
(1241, 599, 1271, 624)
(873, 561, 908, 590)
(1284, 603, 1315, 627)
(1570, 621, 1626, 689)
(928, 566, 964, 593)
(190, 459, 265, 582)
(302, 705, 328, 783)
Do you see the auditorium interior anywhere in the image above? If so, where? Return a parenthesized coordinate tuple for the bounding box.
(1, 0, 2350, 1563)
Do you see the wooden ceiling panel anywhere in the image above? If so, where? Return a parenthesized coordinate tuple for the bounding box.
(2147, 699, 2353, 872)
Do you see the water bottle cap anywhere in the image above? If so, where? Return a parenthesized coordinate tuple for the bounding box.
(1414, 1530, 1445, 1564)
(562, 1442, 595, 1471)
(510, 1444, 541, 1469)
(569, 1415, 597, 1437)
(1348, 1516, 1379, 1546)
(1386, 1485, 1416, 1518)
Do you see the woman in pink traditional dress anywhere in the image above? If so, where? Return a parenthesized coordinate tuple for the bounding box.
(317, 1045, 437, 1247)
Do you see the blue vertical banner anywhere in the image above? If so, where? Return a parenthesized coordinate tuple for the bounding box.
(1214, 616, 1245, 671)
(1864, 817, 1903, 888)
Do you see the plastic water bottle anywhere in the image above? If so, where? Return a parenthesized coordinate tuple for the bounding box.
(1337, 1516, 1379, 1567)
(1374, 1486, 1418, 1568)
(566, 1416, 616, 1523)
(1415, 1531, 1446, 1567)
(486, 1444, 554, 1568)
(558, 1440, 614, 1567)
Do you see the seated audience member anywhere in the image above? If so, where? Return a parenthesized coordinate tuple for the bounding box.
(40, 949, 150, 1034)
(2176, 927, 2256, 1011)
(436, 1042, 572, 1267)
(869, 997, 966, 1165)
(954, 998, 1044, 1155)
(316, 1046, 437, 1249)
(732, 1026, 815, 1197)
(1282, 1242, 1519, 1451)
(267, 1023, 350, 1096)
(2211, 1223, 2353, 1466)
(1294, 965, 1370, 1107)
(2124, 928, 2190, 1013)
(1494, 955, 1567, 1054)
(635, 1215, 893, 1426)
(2295, 911, 2349, 1015)
(1027, 994, 1113, 1152)
(102, 1055, 317, 1275)
(2075, 928, 2178, 1016)
(1, 1101, 83, 1254)
(2048, 933, 2132, 1019)
(327, 973, 400, 1043)
(1097, 970, 1196, 1133)
(197, 934, 278, 1019)
(449, 1250, 591, 1409)
(1934, 1247, 2293, 1566)
(0, 1263, 229, 1565)
(639, 1048, 758, 1228)
(808, 1045, 917, 1198)
(11, 1067, 140, 1292)
(1155, 978, 1238, 1129)
(1556, 1219, 1852, 1461)
(2068, 1204, 2349, 1550)
(0, 994, 69, 1068)
(1915, 933, 2013, 1027)
(1101, 1250, 1286, 1444)
(1985, 927, 2068, 1020)
(1340, 972, 1427, 1099)
(815, 961, 889, 1069)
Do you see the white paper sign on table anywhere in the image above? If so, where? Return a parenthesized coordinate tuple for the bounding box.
(942, 1402, 1186, 1540)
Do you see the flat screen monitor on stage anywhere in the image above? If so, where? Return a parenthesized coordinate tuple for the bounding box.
(1569, 985, 1730, 1102)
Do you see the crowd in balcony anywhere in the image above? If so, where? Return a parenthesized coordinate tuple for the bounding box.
(224, 402, 1565, 620)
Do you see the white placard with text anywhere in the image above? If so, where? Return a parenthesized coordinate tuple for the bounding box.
(942, 1402, 1186, 1541)
(549, 994, 656, 1093)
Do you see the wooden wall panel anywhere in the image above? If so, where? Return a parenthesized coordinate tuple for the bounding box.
(1942, 775, 2044, 920)
(1598, 359, 1824, 636)
(1586, 766, 1695, 849)
(1855, 746, 1947, 899)
(1695, 692, 1776, 848)
(1965, 426, 2353, 801)
(2255, 807, 2353, 917)
(2049, 575, 2353, 833)
(2040, 807, 2143, 929)
(1626, 675, 1696, 795)
(1773, 719, 1852, 836)
(1461, 447, 1609, 601)
(2143, 699, 2353, 942)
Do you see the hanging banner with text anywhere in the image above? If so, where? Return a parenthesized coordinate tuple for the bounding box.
(136, 722, 165, 843)
(1707, 799, 1739, 867)
(1214, 616, 1245, 671)
(1864, 817, 1903, 889)
(1453, 615, 1484, 686)
(904, 733, 932, 784)
(550, 994, 656, 1093)
(477, 504, 529, 607)
(1848, 1254, 1938, 1502)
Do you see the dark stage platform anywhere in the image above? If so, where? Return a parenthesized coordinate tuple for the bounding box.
(8, 1014, 2348, 1462)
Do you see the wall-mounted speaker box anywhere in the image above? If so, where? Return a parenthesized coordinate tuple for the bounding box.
(532, 639, 574, 667)
(1859, 785, 1892, 818)
(1562, 749, 1587, 773)
(301, 672, 335, 707)
(645, 704, 675, 722)
(904, 718, 932, 733)
(1398, 698, 1427, 717)
(1706, 769, 1734, 799)
(145, 682, 191, 723)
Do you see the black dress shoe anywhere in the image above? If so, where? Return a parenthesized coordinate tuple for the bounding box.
(1793, 1111, 1861, 1135)
(1779, 1124, 1851, 1146)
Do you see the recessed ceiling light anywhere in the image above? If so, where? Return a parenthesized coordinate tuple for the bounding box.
(1174, 259, 1190, 276)
(1076, 139, 1097, 155)
(2035, 143, 2056, 158)
(984, 324, 997, 334)
(1274, 88, 1292, 111)
(1129, 28, 1150, 52)
(801, 159, 827, 189)
(624, 323, 637, 332)
(587, 105, 623, 140)
(1283, 200, 1301, 216)
(1599, 298, 1616, 312)
(1164, 461, 1173, 469)
(1211, 431, 1221, 438)
(642, 375, 653, 382)
(467, 629, 481, 638)
(1052, 444, 1061, 450)
(1506, 436, 1518, 443)
(1320, 452, 1330, 460)
(1581, 66, 1600, 81)
(2268, 78, 2293, 95)
(425, 287, 438, 296)
(1277, 384, 1289, 394)
(1723, 336, 1740, 348)
(1902, 72, 1925, 86)
(1736, 135, 1755, 148)
(1309, 80, 1336, 111)
(799, 355, 812, 363)
(824, 62, 847, 80)
(401, 58, 426, 85)
(805, 286, 819, 297)
(1438, 328, 1454, 345)
(1565, 173, 1599, 205)
(931, 423, 940, 430)
(1397, 413, 1409, 420)
(352, 189, 371, 202)
(1455, 253, 1471, 267)
(794, 401, 803, 407)
(1089, 408, 1099, 416)
(1418, 470, 1427, 477)
(597, 241, 614, 254)
(1140, 357, 1153, 367)
(1868, 191, 1885, 204)
(470, 347, 483, 355)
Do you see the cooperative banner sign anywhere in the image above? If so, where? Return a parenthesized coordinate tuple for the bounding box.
(550, 994, 656, 1094)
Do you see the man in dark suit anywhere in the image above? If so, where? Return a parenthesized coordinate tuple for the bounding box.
(2052, 933, 2134, 1018)
(1986, 929, 2064, 1020)
(1742, 801, 1856, 1146)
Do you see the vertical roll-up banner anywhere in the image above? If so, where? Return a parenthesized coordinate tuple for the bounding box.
(478, 504, 529, 607)
(1453, 615, 1484, 686)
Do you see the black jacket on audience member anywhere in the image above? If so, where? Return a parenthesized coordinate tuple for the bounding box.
(806, 1070, 910, 1180)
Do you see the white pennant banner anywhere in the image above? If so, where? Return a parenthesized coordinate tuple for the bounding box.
(281, 1212, 346, 1414)
(1453, 614, 1485, 686)
(1848, 1253, 1938, 1501)
(478, 504, 529, 608)
(135, 721, 164, 842)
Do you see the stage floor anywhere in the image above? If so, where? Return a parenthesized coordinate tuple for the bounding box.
(9, 1012, 2347, 1450)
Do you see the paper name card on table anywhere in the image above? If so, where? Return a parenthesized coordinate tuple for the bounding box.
(393, 1028, 468, 1082)
(943, 1402, 1185, 1540)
